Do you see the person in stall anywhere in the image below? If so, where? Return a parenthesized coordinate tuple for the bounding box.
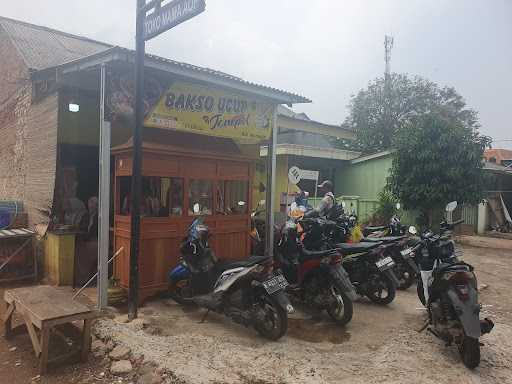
(63, 197, 87, 229)
(76, 196, 99, 286)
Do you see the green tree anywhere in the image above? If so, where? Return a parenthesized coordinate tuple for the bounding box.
(387, 112, 490, 226)
(345, 73, 480, 153)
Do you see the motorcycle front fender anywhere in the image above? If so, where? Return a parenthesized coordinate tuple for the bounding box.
(384, 268, 401, 288)
(405, 256, 420, 274)
(168, 262, 190, 282)
(326, 264, 359, 301)
(271, 290, 295, 314)
(447, 288, 481, 339)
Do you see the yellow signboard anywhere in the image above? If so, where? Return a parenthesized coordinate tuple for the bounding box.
(144, 81, 273, 141)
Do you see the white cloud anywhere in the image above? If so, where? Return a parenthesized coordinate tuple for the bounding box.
(2, 0, 511, 146)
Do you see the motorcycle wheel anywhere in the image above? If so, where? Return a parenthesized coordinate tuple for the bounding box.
(253, 295, 288, 341)
(417, 278, 426, 306)
(460, 336, 480, 369)
(366, 273, 396, 305)
(326, 283, 353, 326)
(396, 263, 416, 290)
(168, 279, 194, 306)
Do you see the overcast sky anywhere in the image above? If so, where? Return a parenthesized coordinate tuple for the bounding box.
(3, 1, 512, 148)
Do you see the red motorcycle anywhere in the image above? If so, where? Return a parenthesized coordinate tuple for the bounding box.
(275, 219, 357, 326)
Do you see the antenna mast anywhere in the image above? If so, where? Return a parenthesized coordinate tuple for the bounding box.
(384, 35, 394, 80)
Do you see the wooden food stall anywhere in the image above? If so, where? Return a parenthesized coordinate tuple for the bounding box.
(112, 130, 254, 301)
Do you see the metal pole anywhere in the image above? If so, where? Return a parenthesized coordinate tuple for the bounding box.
(97, 64, 110, 310)
(264, 106, 278, 257)
(75, 247, 124, 301)
(129, 0, 145, 320)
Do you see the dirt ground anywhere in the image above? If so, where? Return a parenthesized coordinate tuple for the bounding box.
(2, 244, 512, 384)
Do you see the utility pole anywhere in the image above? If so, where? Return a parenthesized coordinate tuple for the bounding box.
(129, 0, 206, 321)
(129, 0, 146, 321)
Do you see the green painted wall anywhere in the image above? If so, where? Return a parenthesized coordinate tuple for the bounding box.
(334, 152, 423, 225)
(335, 153, 393, 200)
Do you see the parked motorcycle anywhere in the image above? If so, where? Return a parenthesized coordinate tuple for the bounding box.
(337, 241, 399, 305)
(168, 204, 293, 340)
(362, 203, 419, 290)
(250, 199, 266, 256)
(299, 215, 400, 306)
(309, 210, 400, 304)
(276, 216, 357, 326)
(412, 201, 494, 369)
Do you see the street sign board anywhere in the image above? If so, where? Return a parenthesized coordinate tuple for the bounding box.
(288, 167, 319, 185)
(143, 0, 206, 40)
(288, 166, 301, 185)
(300, 169, 319, 181)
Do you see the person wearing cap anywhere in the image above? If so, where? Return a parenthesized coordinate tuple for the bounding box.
(305, 180, 335, 218)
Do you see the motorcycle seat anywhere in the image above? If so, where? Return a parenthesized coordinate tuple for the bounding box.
(363, 235, 406, 243)
(365, 225, 387, 232)
(336, 242, 381, 255)
(215, 255, 270, 273)
(300, 248, 338, 261)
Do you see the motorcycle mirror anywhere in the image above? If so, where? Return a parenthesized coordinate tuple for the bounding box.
(238, 201, 246, 206)
(193, 203, 200, 214)
(445, 201, 457, 212)
(396, 202, 401, 210)
(408, 226, 418, 235)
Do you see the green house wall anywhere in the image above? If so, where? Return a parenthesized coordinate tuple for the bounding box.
(334, 153, 393, 200)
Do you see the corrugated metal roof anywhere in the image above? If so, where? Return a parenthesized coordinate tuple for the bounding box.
(0, 16, 111, 70)
(52, 46, 310, 103)
(278, 105, 311, 120)
(0, 16, 311, 104)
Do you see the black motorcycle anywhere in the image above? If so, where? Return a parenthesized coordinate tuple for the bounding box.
(364, 235, 419, 290)
(300, 216, 400, 305)
(168, 214, 293, 340)
(412, 201, 494, 368)
(361, 204, 418, 290)
(337, 241, 400, 305)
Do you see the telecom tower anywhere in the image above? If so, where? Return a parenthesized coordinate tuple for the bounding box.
(384, 35, 394, 80)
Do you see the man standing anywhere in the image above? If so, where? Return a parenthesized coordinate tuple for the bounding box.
(305, 180, 335, 218)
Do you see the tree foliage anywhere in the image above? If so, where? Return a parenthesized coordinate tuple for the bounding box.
(345, 73, 480, 153)
(373, 190, 399, 224)
(387, 112, 491, 225)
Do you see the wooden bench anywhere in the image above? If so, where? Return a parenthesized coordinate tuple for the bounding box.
(3, 286, 98, 374)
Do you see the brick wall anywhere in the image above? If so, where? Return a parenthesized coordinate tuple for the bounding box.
(0, 28, 59, 227)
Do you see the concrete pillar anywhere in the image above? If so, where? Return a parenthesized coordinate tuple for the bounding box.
(477, 200, 488, 235)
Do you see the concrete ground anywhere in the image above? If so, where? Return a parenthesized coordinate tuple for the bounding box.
(95, 243, 512, 384)
(1, 241, 511, 384)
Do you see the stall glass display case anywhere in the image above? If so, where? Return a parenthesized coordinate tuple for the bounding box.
(112, 133, 253, 301)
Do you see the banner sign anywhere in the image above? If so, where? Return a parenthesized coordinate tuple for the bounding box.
(143, 0, 206, 41)
(144, 81, 273, 141)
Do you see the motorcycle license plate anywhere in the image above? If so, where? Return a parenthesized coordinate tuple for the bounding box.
(400, 248, 412, 258)
(376, 256, 395, 269)
(263, 274, 289, 295)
